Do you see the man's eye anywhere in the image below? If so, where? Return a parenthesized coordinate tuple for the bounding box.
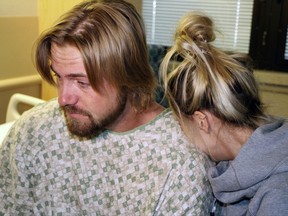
(77, 81, 90, 87)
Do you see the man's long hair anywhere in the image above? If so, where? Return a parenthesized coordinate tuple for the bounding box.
(35, 0, 157, 112)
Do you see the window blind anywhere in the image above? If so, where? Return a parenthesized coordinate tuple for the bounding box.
(142, 0, 254, 53)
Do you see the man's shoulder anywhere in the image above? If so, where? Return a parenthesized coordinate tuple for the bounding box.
(23, 98, 59, 115)
(153, 108, 178, 125)
(144, 108, 192, 148)
(15, 98, 62, 127)
(1, 99, 65, 152)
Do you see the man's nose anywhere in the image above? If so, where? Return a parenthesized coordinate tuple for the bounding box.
(57, 83, 77, 107)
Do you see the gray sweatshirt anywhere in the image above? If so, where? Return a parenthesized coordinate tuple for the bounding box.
(208, 119, 288, 216)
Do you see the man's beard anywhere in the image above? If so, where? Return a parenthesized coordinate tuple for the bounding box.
(61, 94, 127, 138)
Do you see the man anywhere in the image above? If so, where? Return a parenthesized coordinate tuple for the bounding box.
(0, 1, 213, 215)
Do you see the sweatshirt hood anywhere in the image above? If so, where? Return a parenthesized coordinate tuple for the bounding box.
(208, 119, 288, 203)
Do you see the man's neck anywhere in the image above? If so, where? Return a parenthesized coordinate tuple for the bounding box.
(108, 102, 165, 132)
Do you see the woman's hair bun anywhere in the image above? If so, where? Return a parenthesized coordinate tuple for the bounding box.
(175, 12, 216, 44)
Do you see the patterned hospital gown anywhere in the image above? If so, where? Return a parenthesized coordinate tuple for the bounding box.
(0, 99, 214, 215)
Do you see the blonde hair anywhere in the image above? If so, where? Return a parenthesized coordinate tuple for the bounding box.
(160, 12, 267, 129)
(35, 0, 156, 112)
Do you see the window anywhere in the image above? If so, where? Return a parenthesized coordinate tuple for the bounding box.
(142, 0, 254, 53)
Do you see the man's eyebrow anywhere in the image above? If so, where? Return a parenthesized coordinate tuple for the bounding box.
(50, 66, 87, 78)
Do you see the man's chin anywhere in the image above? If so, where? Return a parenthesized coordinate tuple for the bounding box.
(66, 119, 103, 138)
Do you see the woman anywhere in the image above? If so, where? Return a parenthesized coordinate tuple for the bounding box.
(160, 12, 288, 216)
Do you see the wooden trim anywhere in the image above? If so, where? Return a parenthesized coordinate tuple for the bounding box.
(0, 75, 42, 91)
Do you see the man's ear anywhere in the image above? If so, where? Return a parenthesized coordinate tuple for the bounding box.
(193, 111, 209, 133)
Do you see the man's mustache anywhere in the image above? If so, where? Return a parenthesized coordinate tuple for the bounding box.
(61, 105, 90, 116)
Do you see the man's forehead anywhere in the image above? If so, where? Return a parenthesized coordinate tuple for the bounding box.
(51, 42, 82, 61)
